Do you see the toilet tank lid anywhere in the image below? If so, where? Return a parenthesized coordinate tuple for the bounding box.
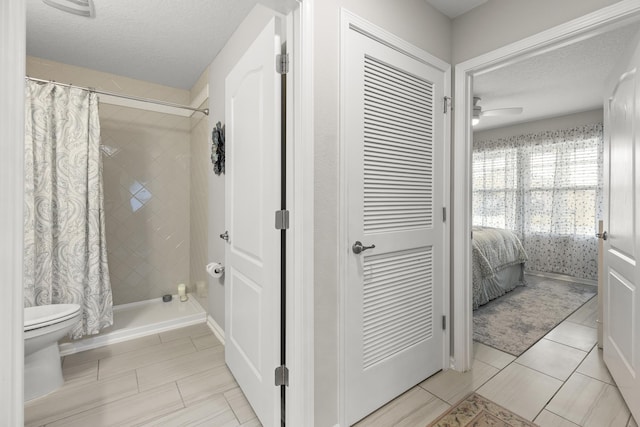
(24, 304, 81, 329)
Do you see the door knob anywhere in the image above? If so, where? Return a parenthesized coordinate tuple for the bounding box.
(596, 231, 608, 241)
(352, 241, 375, 254)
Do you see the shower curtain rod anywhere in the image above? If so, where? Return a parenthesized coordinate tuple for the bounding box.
(25, 76, 209, 116)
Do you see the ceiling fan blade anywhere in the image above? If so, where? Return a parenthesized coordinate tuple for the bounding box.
(481, 107, 523, 117)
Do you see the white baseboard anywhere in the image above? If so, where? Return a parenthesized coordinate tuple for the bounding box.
(526, 270, 597, 287)
(207, 314, 225, 346)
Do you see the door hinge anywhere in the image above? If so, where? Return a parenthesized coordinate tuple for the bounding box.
(442, 207, 446, 222)
(444, 96, 452, 114)
(275, 210, 290, 230)
(275, 365, 289, 387)
(276, 53, 289, 75)
(442, 315, 446, 330)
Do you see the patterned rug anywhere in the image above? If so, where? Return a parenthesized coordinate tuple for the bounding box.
(473, 275, 596, 356)
(427, 393, 536, 427)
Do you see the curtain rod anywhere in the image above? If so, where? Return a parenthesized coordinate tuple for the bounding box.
(25, 76, 209, 116)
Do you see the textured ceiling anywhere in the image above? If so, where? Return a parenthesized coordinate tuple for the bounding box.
(26, 0, 265, 90)
(424, 0, 487, 19)
(473, 23, 640, 131)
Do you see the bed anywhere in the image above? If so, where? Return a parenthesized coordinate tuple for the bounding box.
(472, 226, 528, 309)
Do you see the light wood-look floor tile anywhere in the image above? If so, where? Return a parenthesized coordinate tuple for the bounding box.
(225, 387, 258, 424)
(566, 295, 598, 328)
(139, 393, 234, 426)
(137, 345, 225, 391)
(545, 321, 597, 352)
(24, 372, 138, 427)
(62, 333, 161, 367)
(240, 418, 263, 427)
(516, 338, 587, 381)
(159, 322, 212, 343)
(477, 363, 563, 421)
(192, 332, 222, 350)
(473, 341, 516, 369)
(178, 365, 239, 407)
(419, 359, 499, 404)
(629, 415, 638, 427)
(534, 410, 580, 426)
(354, 386, 443, 427)
(98, 336, 196, 379)
(576, 346, 614, 384)
(47, 383, 184, 427)
(62, 359, 98, 385)
(546, 372, 630, 427)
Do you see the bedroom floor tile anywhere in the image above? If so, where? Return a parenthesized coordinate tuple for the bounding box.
(473, 341, 516, 369)
(629, 415, 638, 427)
(476, 363, 563, 421)
(534, 410, 580, 427)
(576, 346, 614, 384)
(516, 338, 587, 381)
(545, 321, 597, 352)
(566, 296, 598, 328)
(545, 372, 629, 426)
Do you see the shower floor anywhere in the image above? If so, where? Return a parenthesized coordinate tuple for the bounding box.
(59, 295, 207, 356)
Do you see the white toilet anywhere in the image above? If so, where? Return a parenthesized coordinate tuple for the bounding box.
(24, 304, 81, 401)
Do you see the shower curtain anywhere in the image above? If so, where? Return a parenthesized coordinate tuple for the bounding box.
(23, 80, 113, 339)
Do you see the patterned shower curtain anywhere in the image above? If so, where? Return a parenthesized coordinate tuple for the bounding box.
(23, 80, 113, 339)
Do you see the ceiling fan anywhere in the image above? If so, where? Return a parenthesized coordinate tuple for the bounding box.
(472, 96, 523, 126)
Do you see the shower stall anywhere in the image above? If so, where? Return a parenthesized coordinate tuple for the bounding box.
(25, 56, 212, 355)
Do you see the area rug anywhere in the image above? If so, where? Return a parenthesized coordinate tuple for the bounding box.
(473, 275, 596, 356)
(427, 393, 536, 427)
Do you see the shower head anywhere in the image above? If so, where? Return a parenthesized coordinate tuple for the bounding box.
(42, 0, 95, 18)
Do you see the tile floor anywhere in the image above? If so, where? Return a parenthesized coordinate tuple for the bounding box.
(356, 296, 638, 427)
(24, 297, 639, 426)
(25, 323, 259, 427)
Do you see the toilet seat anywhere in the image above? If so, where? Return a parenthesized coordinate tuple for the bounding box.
(24, 304, 81, 332)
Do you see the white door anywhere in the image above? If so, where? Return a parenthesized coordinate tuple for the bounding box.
(224, 17, 282, 427)
(602, 33, 640, 422)
(344, 27, 448, 425)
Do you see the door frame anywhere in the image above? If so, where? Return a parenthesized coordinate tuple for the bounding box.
(0, 0, 25, 425)
(338, 9, 451, 426)
(452, 0, 640, 372)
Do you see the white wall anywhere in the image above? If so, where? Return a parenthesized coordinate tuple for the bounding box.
(452, 0, 622, 63)
(312, 1, 451, 425)
(207, 4, 281, 328)
(474, 108, 603, 141)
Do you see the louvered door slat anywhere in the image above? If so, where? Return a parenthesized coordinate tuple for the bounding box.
(363, 54, 434, 234)
(362, 247, 434, 368)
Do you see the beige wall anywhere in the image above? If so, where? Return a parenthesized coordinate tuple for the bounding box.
(312, 1, 451, 424)
(26, 56, 192, 306)
(452, 0, 622, 63)
(189, 66, 211, 312)
(206, 4, 281, 328)
(474, 109, 603, 141)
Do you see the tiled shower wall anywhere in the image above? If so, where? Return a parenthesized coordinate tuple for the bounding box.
(26, 57, 193, 306)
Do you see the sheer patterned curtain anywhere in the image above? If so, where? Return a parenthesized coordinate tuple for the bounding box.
(473, 123, 603, 281)
(24, 80, 113, 338)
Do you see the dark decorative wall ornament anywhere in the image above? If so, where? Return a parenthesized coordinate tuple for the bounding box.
(211, 121, 225, 175)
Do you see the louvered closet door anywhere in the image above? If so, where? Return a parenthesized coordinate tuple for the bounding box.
(344, 28, 447, 425)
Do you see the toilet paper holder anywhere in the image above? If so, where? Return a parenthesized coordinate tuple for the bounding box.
(214, 266, 225, 274)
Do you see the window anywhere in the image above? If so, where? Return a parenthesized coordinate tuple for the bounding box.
(472, 124, 603, 280)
